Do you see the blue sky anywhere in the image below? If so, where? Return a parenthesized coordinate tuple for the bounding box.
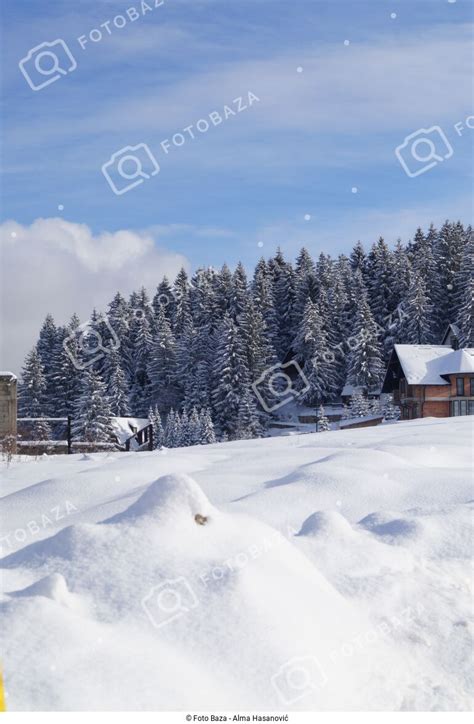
(1, 0, 473, 370)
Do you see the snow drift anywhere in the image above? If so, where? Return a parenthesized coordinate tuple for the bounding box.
(1, 417, 473, 710)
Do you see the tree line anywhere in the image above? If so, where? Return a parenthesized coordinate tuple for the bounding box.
(19, 220, 473, 443)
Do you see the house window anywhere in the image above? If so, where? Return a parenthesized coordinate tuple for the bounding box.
(451, 400, 469, 416)
(456, 378, 464, 396)
(470, 378, 474, 396)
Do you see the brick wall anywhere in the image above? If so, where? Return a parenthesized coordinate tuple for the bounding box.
(422, 400, 450, 417)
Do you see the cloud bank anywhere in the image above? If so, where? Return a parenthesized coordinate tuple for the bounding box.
(0, 218, 189, 374)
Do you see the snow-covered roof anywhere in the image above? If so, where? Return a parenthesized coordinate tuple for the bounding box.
(394, 345, 474, 385)
(0, 371, 17, 380)
(341, 384, 365, 397)
(110, 416, 150, 444)
(441, 322, 461, 345)
(437, 348, 474, 375)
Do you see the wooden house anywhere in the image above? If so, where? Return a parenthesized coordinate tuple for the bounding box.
(382, 344, 474, 419)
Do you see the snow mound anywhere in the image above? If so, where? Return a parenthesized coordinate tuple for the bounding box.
(1, 473, 395, 710)
(297, 511, 355, 538)
(105, 473, 215, 526)
(15, 572, 70, 601)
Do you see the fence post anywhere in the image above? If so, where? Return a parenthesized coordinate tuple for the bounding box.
(67, 416, 72, 455)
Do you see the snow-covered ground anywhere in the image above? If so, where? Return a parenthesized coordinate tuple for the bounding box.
(1, 417, 473, 711)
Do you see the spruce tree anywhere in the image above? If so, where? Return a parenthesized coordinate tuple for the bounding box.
(236, 387, 262, 439)
(346, 294, 384, 393)
(72, 370, 113, 443)
(148, 404, 164, 449)
(19, 348, 48, 418)
(293, 300, 337, 403)
(317, 405, 330, 432)
(188, 407, 202, 445)
(104, 348, 130, 416)
(173, 268, 192, 334)
(348, 391, 370, 418)
(396, 271, 435, 344)
(148, 305, 179, 412)
(36, 314, 58, 414)
(211, 313, 249, 438)
(199, 408, 216, 444)
(454, 234, 474, 347)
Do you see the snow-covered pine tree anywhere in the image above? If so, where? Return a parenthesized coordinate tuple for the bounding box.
(72, 370, 113, 443)
(366, 237, 397, 347)
(271, 249, 295, 356)
(199, 408, 216, 444)
(36, 314, 58, 414)
(317, 405, 330, 431)
(368, 397, 382, 416)
(21, 332, 53, 441)
(348, 391, 370, 418)
(410, 227, 438, 304)
(188, 407, 202, 446)
(329, 268, 351, 390)
(164, 408, 184, 447)
(148, 404, 164, 449)
(382, 395, 400, 421)
(104, 347, 130, 416)
(434, 221, 466, 337)
(239, 295, 275, 383)
(252, 258, 279, 351)
(391, 240, 412, 317)
(173, 268, 192, 334)
(211, 313, 250, 438)
(292, 247, 317, 331)
(19, 347, 48, 418)
(127, 297, 153, 415)
(230, 262, 248, 321)
(153, 276, 176, 324)
(293, 299, 337, 403)
(50, 315, 83, 417)
(176, 311, 196, 402)
(396, 271, 435, 344)
(454, 233, 474, 347)
(350, 241, 367, 277)
(236, 387, 262, 439)
(346, 285, 384, 394)
(180, 409, 191, 446)
(148, 305, 180, 412)
(107, 293, 132, 378)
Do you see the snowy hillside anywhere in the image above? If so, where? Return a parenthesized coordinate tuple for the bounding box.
(1, 417, 473, 711)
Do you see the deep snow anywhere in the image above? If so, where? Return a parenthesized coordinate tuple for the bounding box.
(0, 416, 473, 711)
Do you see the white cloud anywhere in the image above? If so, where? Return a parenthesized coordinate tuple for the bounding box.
(0, 218, 189, 374)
